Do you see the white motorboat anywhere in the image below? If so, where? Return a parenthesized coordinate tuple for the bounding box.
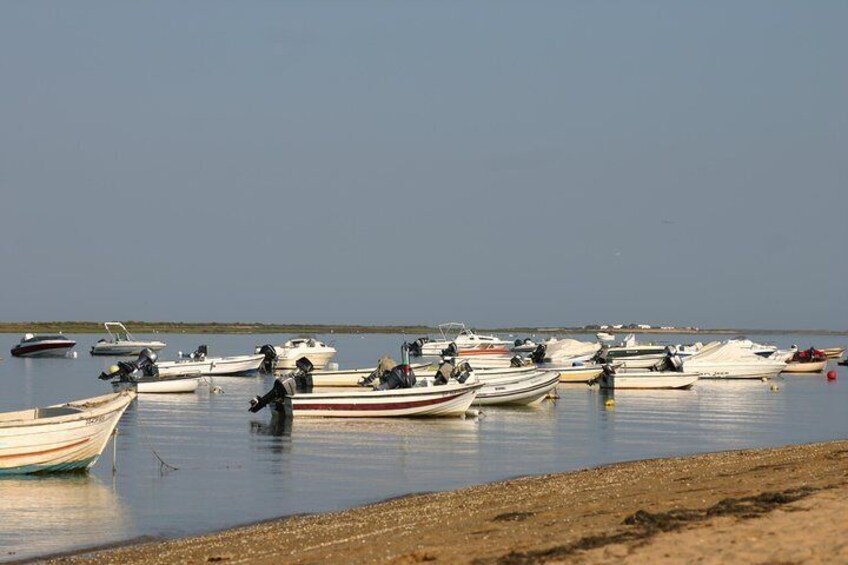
(821, 346, 846, 360)
(112, 374, 201, 394)
(683, 341, 786, 379)
(510, 338, 539, 353)
(99, 349, 200, 393)
(597, 369, 699, 389)
(257, 338, 336, 370)
(598, 334, 668, 368)
(534, 338, 600, 363)
(471, 371, 560, 406)
(153, 346, 265, 378)
(0, 391, 135, 475)
(411, 323, 510, 357)
(90, 323, 166, 356)
(254, 381, 482, 418)
(10, 333, 76, 358)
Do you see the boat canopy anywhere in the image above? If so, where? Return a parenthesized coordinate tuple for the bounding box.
(544, 338, 600, 360)
(685, 341, 778, 364)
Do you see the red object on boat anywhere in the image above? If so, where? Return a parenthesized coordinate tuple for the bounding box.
(826, 370, 837, 381)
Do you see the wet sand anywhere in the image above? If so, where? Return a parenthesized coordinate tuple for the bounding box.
(37, 440, 848, 564)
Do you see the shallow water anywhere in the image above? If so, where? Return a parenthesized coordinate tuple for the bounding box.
(0, 332, 845, 561)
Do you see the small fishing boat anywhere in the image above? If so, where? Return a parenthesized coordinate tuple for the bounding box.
(256, 338, 337, 370)
(0, 391, 135, 475)
(254, 382, 482, 418)
(596, 368, 699, 389)
(782, 347, 828, 373)
(153, 345, 265, 378)
(11, 333, 76, 358)
(99, 349, 201, 393)
(472, 371, 560, 406)
(90, 323, 166, 356)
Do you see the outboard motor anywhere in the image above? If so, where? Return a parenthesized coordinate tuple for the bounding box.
(293, 357, 314, 393)
(651, 346, 683, 372)
(594, 346, 610, 364)
(249, 375, 297, 417)
(192, 345, 208, 361)
(408, 337, 428, 357)
(441, 342, 459, 358)
(530, 344, 547, 364)
(510, 355, 525, 368)
(258, 344, 278, 374)
(99, 348, 159, 381)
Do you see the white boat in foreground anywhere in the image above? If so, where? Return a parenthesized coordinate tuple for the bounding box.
(90, 323, 166, 356)
(683, 341, 786, 379)
(288, 382, 481, 418)
(11, 333, 77, 358)
(0, 391, 135, 475)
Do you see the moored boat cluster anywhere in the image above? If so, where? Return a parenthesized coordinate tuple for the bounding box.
(2, 321, 844, 476)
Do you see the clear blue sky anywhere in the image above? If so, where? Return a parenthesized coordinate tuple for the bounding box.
(1, 1, 846, 329)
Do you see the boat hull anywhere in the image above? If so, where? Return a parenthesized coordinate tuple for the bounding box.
(155, 354, 264, 378)
(684, 362, 785, 380)
(548, 364, 605, 383)
(112, 375, 200, 393)
(821, 347, 845, 360)
(284, 383, 482, 418)
(11, 341, 76, 358)
(91, 342, 167, 356)
(782, 360, 827, 373)
(474, 372, 560, 405)
(0, 392, 135, 475)
(598, 372, 699, 389)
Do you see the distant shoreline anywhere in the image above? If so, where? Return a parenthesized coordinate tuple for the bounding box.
(0, 321, 845, 336)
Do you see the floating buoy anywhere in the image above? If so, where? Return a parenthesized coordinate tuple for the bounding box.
(605, 399, 615, 408)
(761, 377, 768, 382)
(770, 384, 780, 392)
(827, 370, 837, 381)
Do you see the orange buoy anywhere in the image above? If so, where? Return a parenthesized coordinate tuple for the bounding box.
(826, 370, 837, 381)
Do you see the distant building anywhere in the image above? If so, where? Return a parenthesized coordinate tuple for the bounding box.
(637, 324, 652, 329)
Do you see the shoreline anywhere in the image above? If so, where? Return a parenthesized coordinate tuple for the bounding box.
(29, 439, 848, 564)
(0, 321, 846, 336)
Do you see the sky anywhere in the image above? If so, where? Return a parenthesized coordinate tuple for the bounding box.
(1, 1, 846, 329)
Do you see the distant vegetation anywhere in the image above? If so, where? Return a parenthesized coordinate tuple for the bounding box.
(0, 321, 845, 336)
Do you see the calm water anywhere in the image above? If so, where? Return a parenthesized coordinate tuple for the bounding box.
(1, 332, 846, 561)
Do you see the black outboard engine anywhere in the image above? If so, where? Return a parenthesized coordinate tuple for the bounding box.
(441, 342, 459, 358)
(192, 345, 208, 361)
(292, 357, 314, 393)
(408, 337, 428, 357)
(530, 344, 547, 364)
(510, 355, 525, 368)
(258, 344, 278, 374)
(249, 374, 297, 417)
(99, 348, 159, 381)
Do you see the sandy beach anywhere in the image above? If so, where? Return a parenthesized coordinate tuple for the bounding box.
(32, 439, 847, 564)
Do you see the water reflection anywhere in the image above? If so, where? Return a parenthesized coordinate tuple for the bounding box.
(0, 475, 131, 561)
